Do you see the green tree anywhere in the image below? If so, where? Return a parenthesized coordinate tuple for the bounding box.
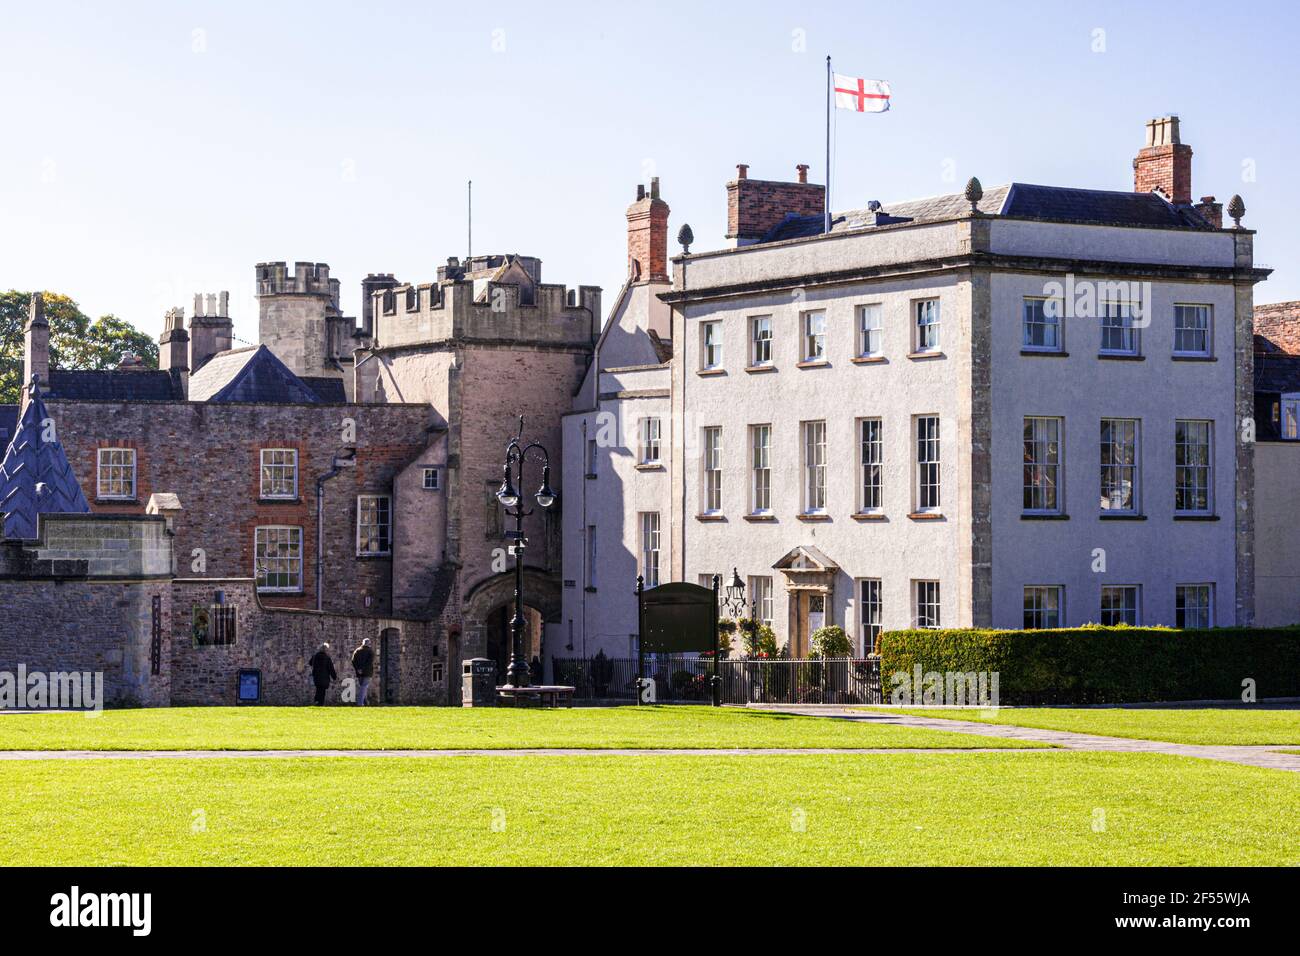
(0, 291, 158, 404)
(810, 625, 853, 659)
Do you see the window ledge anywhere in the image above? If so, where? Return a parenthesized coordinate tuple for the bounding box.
(743, 513, 777, 522)
(907, 351, 945, 360)
(1020, 349, 1069, 358)
(907, 511, 945, 521)
(1172, 354, 1216, 362)
(1099, 513, 1147, 521)
(95, 497, 139, 504)
(851, 512, 887, 522)
(1174, 514, 1220, 521)
(1098, 353, 1145, 361)
(258, 497, 302, 505)
(796, 512, 831, 522)
(744, 364, 777, 374)
(697, 368, 727, 377)
(851, 355, 888, 365)
(695, 513, 727, 522)
(355, 553, 393, 560)
(634, 462, 665, 472)
(584, 586, 598, 593)
(796, 360, 830, 369)
(1021, 513, 1069, 520)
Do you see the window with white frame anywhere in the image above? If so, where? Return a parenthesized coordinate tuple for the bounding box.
(1282, 394, 1300, 440)
(1100, 300, 1140, 354)
(702, 427, 722, 513)
(857, 303, 883, 357)
(697, 573, 718, 589)
(750, 315, 773, 366)
(914, 580, 941, 629)
(914, 299, 940, 353)
(859, 418, 883, 512)
(356, 495, 392, 556)
(1173, 304, 1212, 356)
(802, 310, 826, 362)
(639, 512, 661, 588)
(1023, 297, 1063, 351)
(585, 525, 597, 589)
(1100, 419, 1139, 512)
(96, 447, 136, 500)
(915, 415, 941, 512)
(254, 526, 303, 592)
(1175, 420, 1213, 514)
(1175, 584, 1213, 629)
(860, 578, 882, 653)
(260, 448, 298, 499)
(1023, 417, 1062, 513)
(748, 575, 774, 627)
(802, 420, 827, 512)
(1100, 585, 1140, 625)
(701, 321, 723, 370)
(1023, 586, 1063, 629)
(750, 424, 771, 513)
(639, 417, 662, 464)
(422, 467, 440, 490)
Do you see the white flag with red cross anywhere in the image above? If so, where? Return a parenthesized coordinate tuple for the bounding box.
(833, 73, 891, 113)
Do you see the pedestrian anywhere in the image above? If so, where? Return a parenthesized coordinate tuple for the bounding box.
(309, 642, 336, 705)
(351, 638, 375, 706)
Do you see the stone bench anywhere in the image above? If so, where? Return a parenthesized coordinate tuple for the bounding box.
(495, 685, 576, 708)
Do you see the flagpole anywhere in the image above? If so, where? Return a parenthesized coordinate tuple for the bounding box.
(825, 55, 831, 234)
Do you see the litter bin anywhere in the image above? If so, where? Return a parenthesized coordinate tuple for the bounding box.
(462, 658, 497, 707)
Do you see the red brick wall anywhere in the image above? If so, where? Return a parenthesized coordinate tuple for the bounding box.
(627, 194, 670, 282)
(1255, 302, 1300, 355)
(727, 178, 826, 243)
(1133, 143, 1193, 204)
(46, 400, 433, 617)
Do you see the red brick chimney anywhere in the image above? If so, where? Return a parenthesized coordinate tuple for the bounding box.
(726, 164, 826, 247)
(1133, 116, 1193, 204)
(627, 176, 670, 283)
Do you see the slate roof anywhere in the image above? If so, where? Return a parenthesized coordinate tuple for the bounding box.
(301, 376, 348, 403)
(188, 346, 327, 404)
(756, 182, 1215, 243)
(0, 390, 91, 539)
(45, 368, 181, 401)
(1255, 353, 1300, 394)
(0, 405, 17, 447)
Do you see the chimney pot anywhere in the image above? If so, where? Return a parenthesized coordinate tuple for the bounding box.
(736, 164, 749, 180)
(637, 184, 645, 201)
(796, 164, 809, 184)
(650, 176, 660, 200)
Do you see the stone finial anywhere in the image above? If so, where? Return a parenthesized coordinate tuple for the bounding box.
(677, 223, 694, 254)
(27, 291, 47, 328)
(964, 177, 984, 212)
(1227, 194, 1245, 227)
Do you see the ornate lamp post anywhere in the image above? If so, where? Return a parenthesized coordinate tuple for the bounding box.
(496, 416, 556, 688)
(722, 568, 748, 618)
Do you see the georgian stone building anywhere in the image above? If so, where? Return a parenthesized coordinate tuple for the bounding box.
(566, 116, 1276, 658)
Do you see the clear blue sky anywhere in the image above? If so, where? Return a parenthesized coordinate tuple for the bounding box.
(2, 0, 1297, 344)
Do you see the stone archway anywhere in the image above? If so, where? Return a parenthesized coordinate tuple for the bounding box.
(461, 569, 563, 681)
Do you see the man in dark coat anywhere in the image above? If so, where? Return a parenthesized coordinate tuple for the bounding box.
(351, 638, 375, 706)
(309, 643, 337, 705)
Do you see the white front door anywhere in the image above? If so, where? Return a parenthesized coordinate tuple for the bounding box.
(807, 594, 825, 636)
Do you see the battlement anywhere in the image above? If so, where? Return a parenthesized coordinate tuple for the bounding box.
(371, 277, 600, 350)
(256, 261, 340, 306)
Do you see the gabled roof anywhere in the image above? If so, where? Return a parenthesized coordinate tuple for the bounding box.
(0, 405, 17, 447)
(772, 544, 839, 572)
(0, 388, 90, 539)
(46, 368, 181, 401)
(188, 345, 325, 404)
(756, 182, 1215, 244)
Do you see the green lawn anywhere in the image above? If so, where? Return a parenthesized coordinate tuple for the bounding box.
(0, 705, 1045, 751)
(866, 706, 1300, 746)
(2, 752, 1294, 865)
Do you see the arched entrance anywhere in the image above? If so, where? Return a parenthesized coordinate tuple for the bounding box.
(462, 569, 563, 683)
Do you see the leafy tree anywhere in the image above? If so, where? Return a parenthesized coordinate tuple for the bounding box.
(810, 625, 853, 659)
(0, 291, 158, 404)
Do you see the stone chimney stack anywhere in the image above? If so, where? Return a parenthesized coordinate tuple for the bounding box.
(188, 290, 234, 373)
(726, 163, 826, 247)
(160, 307, 190, 398)
(22, 292, 49, 412)
(1133, 116, 1193, 204)
(626, 176, 670, 284)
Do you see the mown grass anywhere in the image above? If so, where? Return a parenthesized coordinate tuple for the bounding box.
(865, 706, 1300, 746)
(0, 705, 1044, 751)
(2, 752, 1294, 865)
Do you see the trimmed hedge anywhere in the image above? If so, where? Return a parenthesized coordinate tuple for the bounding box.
(878, 626, 1300, 705)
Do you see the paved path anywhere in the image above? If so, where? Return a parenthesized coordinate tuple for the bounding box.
(751, 705, 1300, 772)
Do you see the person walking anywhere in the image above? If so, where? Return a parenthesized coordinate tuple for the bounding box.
(309, 642, 337, 705)
(351, 638, 375, 706)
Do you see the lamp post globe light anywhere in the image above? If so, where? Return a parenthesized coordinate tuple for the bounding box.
(496, 416, 556, 688)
